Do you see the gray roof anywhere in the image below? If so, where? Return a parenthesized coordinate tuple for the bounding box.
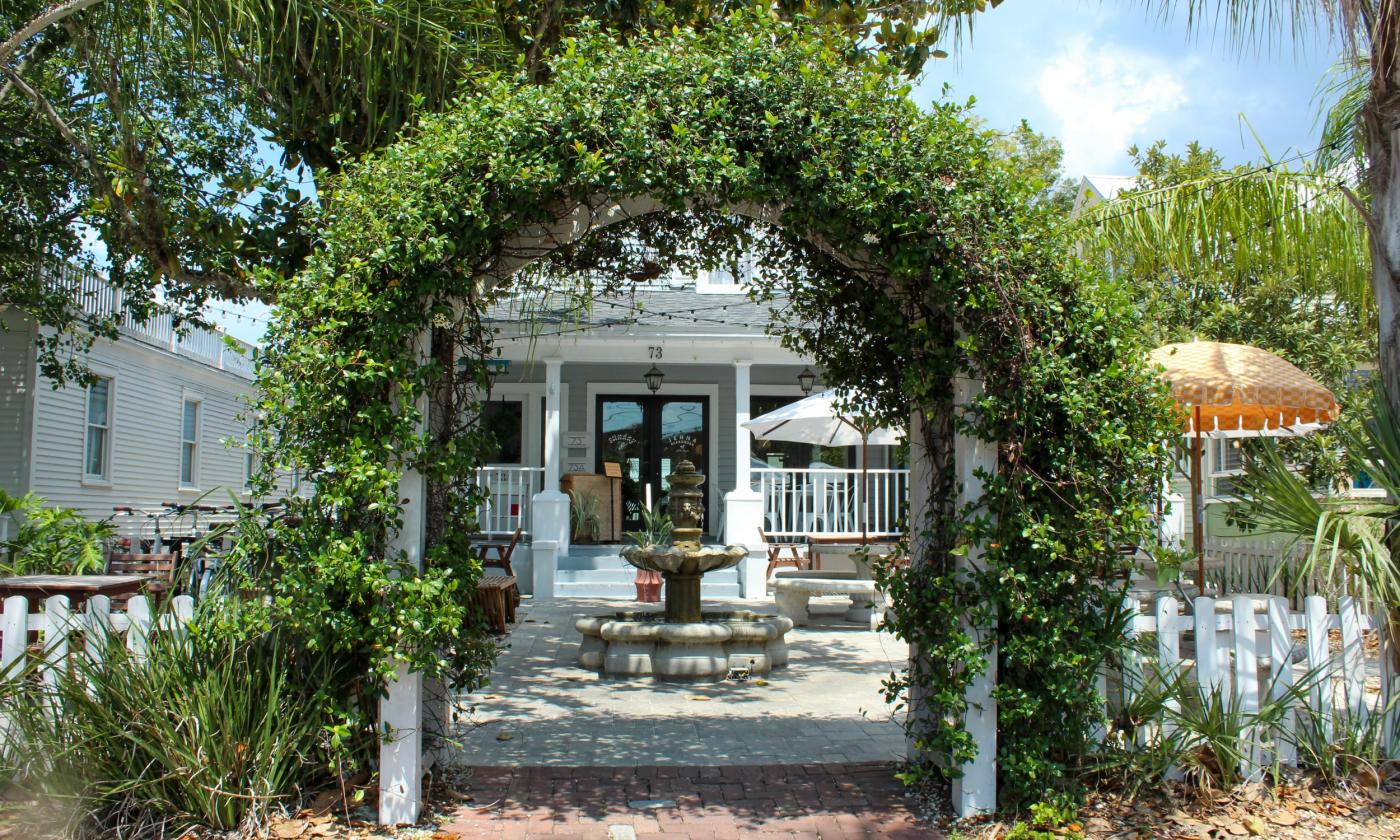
(485, 286, 784, 337)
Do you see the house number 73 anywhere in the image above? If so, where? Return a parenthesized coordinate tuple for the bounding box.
(648, 346, 663, 359)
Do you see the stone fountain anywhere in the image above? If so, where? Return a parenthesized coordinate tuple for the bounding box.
(575, 460, 793, 679)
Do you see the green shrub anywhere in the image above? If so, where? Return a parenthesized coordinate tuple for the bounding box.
(0, 490, 112, 576)
(0, 599, 339, 836)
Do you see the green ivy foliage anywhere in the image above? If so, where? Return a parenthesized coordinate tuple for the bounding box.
(252, 14, 1176, 802)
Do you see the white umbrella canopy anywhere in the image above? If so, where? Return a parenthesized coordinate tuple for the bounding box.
(741, 389, 903, 446)
(742, 389, 903, 541)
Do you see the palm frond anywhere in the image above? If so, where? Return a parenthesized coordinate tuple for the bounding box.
(1141, 1, 1372, 53)
(1230, 379, 1400, 607)
(1077, 166, 1373, 312)
(1314, 53, 1371, 171)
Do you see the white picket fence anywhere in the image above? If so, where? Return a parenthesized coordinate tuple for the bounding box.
(0, 594, 194, 685)
(1114, 593, 1397, 772)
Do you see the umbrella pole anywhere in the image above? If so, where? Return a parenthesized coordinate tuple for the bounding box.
(1191, 406, 1205, 594)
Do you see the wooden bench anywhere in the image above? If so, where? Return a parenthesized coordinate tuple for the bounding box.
(472, 527, 523, 635)
(106, 553, 179, 606)
(474, 575, 520, 635)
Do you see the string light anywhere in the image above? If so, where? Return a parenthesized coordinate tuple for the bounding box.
(1080, 141, 1346, 230)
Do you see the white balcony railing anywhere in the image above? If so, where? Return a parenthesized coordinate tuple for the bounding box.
(755, 467, 909, 538)
(474, 466, 544, 535)
(52, 263, 257, 380)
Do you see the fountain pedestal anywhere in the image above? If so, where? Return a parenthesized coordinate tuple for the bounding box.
(574, 460, 794, 680)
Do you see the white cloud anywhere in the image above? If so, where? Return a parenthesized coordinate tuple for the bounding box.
(1037, 38, 1190, 176)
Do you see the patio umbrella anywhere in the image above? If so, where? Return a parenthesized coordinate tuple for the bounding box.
(1149, 341, 1340, 592)
(742, 389, 903, 542)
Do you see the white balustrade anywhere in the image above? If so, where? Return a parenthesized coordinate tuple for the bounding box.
(46, 263, 258, 380)
(474, 466, 544, 535)
(753, 468, 909, 537)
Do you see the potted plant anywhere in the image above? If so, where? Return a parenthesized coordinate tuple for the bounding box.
(625, 504, 672, 602)
(568, 489, 603, 544)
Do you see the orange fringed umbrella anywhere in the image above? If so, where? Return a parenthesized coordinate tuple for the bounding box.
(1149, 341, 1340, 591)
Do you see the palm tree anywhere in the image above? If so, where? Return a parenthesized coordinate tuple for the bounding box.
(1123, 0, 1400, 420)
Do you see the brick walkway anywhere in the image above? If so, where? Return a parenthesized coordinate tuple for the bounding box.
(440, 762, 937, 839)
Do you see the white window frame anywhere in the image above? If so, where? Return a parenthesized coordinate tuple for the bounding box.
(1208, 437, 1245, 501)
(179, 396, 202, 490)
(244, 448, 258, 492)
(82, 375, 114, 485)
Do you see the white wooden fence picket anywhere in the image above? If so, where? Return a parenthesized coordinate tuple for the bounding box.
(0, 594, 193, 678)
(1113, 593, 1400, 774)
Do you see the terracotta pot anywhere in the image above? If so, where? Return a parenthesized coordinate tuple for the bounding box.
(635, 569, 662, 603)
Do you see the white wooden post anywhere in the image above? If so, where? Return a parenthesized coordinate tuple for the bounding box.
(531, 358, 568, 599)
(126, 596, 152, 659)
(1193, 597, 1220, 699)
(1, 596, 27, 675)
(724, 360, 766, 597)
(950, 376, 997, 817)
(1156, 596, 1181, 753)
(1122, 596, 1144, 714)
(380, 328, 430, 827)
(1339, 596, 1366, 720)
(1230, 595, 1261, 780)
(43, 595, 71, 699)
(85, 595, 112, 674)
(1267, 596, 1296, 767)
(1304, 595, 1331, 741)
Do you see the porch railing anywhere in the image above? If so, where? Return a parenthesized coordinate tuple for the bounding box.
(474, 466, 544, 536)
(754, 467, 909, 538)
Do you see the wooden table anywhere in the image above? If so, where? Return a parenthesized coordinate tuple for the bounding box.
(472, 538, 518, 573)
(0, 575, 152, 610)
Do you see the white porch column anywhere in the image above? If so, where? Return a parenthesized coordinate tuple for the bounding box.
(379, 330, 429, 826)
(724, 360, 765, 597)
(951, 375, 998, 816)
(531, 358, 569, 598)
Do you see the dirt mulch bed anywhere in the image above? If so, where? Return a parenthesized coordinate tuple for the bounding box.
(942, 766, 1400, 840)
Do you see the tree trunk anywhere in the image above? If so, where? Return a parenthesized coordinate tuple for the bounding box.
(1364, 1, 1400, 667)
(424, 326, 457, 552)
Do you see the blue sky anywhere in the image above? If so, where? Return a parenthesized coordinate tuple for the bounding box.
(917, 1, 1338, 176)
(214, 3, 1341, 344)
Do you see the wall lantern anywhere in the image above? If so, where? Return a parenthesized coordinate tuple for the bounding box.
(644, 364, 665, 394)
(797, 367, 817, 395)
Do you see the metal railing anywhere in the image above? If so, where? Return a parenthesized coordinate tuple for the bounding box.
(474, 466, 544, 535)
(754, 467, 909, 538)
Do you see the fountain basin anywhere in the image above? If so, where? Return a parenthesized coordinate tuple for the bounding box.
(576, 610, 794, 679)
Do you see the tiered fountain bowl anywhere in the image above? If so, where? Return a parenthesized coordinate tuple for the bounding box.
(575, 460, 793, 679)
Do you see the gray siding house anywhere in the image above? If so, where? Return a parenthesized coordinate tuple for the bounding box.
(0, 282, 262, 541)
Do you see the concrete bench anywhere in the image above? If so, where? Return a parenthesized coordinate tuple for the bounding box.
(773, 575, 883, 628)
(767, 568, 857, 593)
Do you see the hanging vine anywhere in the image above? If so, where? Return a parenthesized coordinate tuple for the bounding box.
(248, 14, 1177, 801)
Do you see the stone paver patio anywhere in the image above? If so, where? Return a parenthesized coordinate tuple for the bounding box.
(447, 596, 910, 767)
(440, 597, 919, 836)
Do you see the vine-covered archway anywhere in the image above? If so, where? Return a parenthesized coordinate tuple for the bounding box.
(250, 14, 1176, 824)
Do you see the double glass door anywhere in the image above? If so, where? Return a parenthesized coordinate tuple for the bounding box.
(597, 395, 709, 534)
